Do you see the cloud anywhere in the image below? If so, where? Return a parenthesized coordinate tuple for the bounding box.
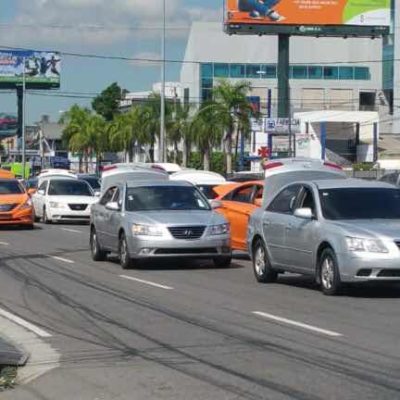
(0, 0, 220, 48)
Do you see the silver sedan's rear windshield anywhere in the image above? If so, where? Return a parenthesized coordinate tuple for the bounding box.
(126, 186, 210, 212)
(319, 188, 400, 220)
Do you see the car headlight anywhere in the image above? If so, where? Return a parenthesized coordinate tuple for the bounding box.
(209, 223, 230, 236)
(132, 224, 164, 237)
(346, 237, 388, 253)
(49, 201, 65, 209)
(20, 198, 32, 210)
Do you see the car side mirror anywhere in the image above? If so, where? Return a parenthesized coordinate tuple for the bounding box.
(210, 200, 222, 210)
(27, 188, 37, 196)
(37, 189, 45, 196)
(94, 191, 101, 197)
(106, 201, 120, 211)
(294, 208, 313, 220)
(254, 198, 263, 207)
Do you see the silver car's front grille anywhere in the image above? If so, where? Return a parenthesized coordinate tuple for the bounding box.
(168, 226, 206, 240)
(0, 203, 17, 212)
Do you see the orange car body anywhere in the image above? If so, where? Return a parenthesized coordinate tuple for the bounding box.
(0, 180, 34, 227)
(214, 180, 264, 251)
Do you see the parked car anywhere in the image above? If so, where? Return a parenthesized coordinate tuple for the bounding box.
(248, 159, 400, 295)
(170, 170, 230, 199)
(32, 178, 97, 224)
(379, 172, 400, 186)
(90, 181, 232, 269)
(0, 179, 34, 228)
(213, 180, 264, 251)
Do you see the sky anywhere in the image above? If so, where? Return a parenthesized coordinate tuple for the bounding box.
(0, 0, 222, 124)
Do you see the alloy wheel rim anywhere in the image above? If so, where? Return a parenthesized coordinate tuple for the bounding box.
(255, 246, 266, 276)
(321, 257, 334, 289)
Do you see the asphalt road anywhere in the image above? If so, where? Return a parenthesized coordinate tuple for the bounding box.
(0, 223, 400, 400)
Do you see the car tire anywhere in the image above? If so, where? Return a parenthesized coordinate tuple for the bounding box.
(213, 256, 232, 268)
(119, 233, 134, 270)
(319, 248, 342, 296)
(90, 227, 107, 262)
(252, 239, 278, 283)
(43, 207, 52, 224)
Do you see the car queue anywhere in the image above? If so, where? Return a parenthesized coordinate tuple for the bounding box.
(1, 159, 400, 296)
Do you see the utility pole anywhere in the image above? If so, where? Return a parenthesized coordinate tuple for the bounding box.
(22, 57, 26, 179)
(160, 0, 166, 162)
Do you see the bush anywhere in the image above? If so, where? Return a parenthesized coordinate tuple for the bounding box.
(353, 162, 375, 171)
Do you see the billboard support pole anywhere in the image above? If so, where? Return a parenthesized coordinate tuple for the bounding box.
(159, 0, 166, 163)
(277, 34, 290, 119)
(22, 57, 26, 180)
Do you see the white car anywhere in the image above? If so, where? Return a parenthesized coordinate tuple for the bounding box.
(32, 177, 98, 224)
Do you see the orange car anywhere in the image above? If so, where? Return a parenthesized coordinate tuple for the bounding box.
(214, 180, 264, 251)
(0, 178, 34, 228)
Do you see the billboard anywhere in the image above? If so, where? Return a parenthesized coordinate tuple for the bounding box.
(0, 112, 17, 138)
(0, 50, 60, 89)
(224, 0, 390, 36)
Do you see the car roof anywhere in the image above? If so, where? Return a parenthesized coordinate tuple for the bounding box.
(313, 178, 396, 190)
(126, 180, 192, 189)
(170, 170, 226, 184)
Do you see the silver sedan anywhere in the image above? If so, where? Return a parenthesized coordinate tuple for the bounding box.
(90, 181, 232, 269)
(248, 179, 400, 295)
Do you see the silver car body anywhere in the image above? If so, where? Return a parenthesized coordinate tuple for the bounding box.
(249, 171, 400, 283)
(91, 180, 231, 260)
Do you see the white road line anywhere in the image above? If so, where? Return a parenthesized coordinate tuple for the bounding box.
(252, 311, 343, 338)
(120, 275, 174, 290)
(0, 241, 9, 246)
(51, 256, 75, 264)
(0, 307, 52, 338)
(61, 228, 82, 234)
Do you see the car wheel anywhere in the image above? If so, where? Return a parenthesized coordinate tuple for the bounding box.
(43, 207, 52, 224)
(119, 233, 133, 269)
(319, 248, 342, 296)
(252, 239, 277, 283)
(90, 227, 107, 262)
(213, 256, 232, 268)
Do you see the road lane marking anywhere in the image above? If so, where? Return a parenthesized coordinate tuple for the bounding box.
(252, 311, 343, 337)
(120, 275, 174, 290)
(0, 307, 52, 338)
(0, 241, 9, 246)
(51, 256, 75, 264)
(61, 228, 82, 234)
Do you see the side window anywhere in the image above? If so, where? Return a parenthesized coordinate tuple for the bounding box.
(267, 185, 301, 214)
(38, 181, 48, 193)
(296, 187, 316, 215)
(100, 187, 116, 206)
(230, 185, 254, 204)
(112, 188, 123, 208)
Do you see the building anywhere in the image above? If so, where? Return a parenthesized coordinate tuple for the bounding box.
(181, 22, 386, 119)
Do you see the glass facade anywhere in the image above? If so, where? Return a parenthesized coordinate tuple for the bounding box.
(200, 62, 372, 101)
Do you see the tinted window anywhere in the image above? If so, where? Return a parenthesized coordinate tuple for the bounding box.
(26, 179, 38, 189)
(0, 180, 24, 194)
(80, 177, 100, 190)
(268, 185, 300, 214)
(231, 186, 254, 204)
(297, 187, 316, 214)
(126, 186, 210, 212)
(100, 187, 116, 206)
(197, 185, 218, 200)
(48, 180, 93, 196)
(320, 188, 400, 220)
(38, 181, 48, 192)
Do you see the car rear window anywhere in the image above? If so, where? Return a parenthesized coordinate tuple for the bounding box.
(319, 188, 400, 220)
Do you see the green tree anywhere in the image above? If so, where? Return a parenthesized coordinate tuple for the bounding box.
(211, 80, 252, 174)
(191, 101, 225, 171)
(92, 82, 124, 121)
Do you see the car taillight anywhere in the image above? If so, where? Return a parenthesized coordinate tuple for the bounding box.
(263, 161, 283, 170)
(102, 165, 117, 172)
(323, 161, 342, 170)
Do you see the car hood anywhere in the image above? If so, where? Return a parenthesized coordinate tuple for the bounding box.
(331, 219, 400, 239)
(0, 193, 28, 205)
(127, 210, 226, 226)
(47, 195, 97, 204)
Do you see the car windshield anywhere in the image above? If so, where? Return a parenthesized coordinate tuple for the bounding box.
(0, 180, 24, 194)
(320, 188, 400, 220)
(126, 186, 211, 211)
(197, 185, 218, 199)
(48, 180, 93, 196)
(81, 177, 100, 190)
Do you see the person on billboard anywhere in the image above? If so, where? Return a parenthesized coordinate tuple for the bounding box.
(47, 55, 60, 76)
(238, 0, 283, 21)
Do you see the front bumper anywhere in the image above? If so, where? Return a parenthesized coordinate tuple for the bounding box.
(0, 208, 34, 226)
(127, 234, 231, 259)
(338, 251, 400, 282)
(48, 206, 91, 222)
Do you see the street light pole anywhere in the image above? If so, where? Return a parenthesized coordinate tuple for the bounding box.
(22, 57, 26, 180)
(160, 0, 166, 162)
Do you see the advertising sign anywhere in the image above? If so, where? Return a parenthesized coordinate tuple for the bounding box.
(0, 112, 18, 137)
(224, 0, 390, 36)
(0, 50, 60, 89)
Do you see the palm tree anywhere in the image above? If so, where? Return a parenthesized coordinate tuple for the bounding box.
(211, 80, 252, 174)
(191, 101, 226, 171)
